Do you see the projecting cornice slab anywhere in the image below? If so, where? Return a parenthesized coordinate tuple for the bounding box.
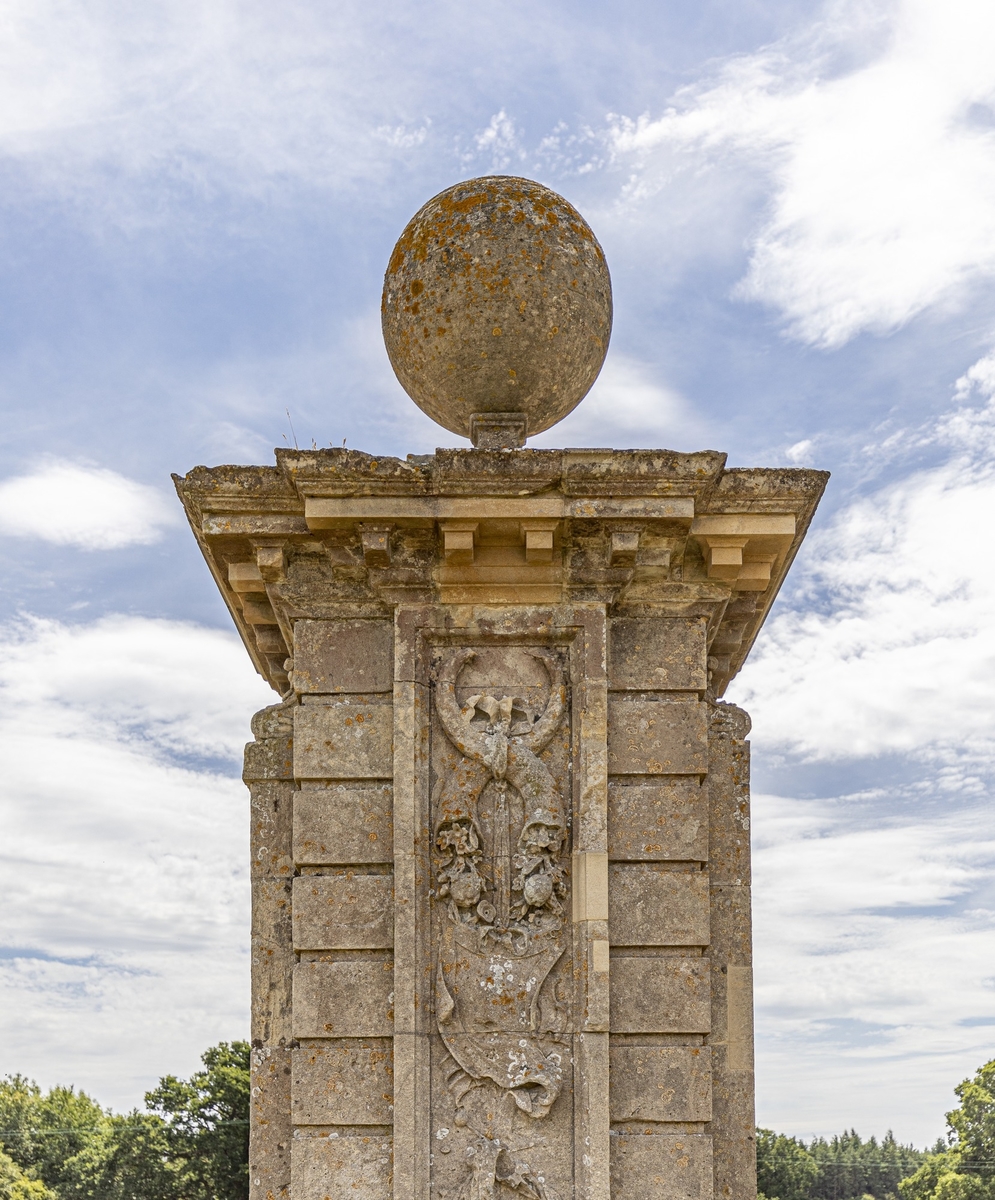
(174, 448, 828, 697)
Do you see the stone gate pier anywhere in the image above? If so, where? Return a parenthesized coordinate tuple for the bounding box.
(175, 177, 827, 1200)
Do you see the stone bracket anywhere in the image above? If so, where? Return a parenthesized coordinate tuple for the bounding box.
(358, 523, 393, 567)
(609, 528, 641, 567)
(227, 560, 290, 683)
(519, 518, 559, 563)
(691, 514, 795, 591)
(438, 517, 560, 566)
(439, 520, 478, 563)
(253, 542, 287, 583)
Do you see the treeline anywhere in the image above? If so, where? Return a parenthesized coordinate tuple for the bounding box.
(759, 1057, 995, 1200)
(0, 1042, 249, 1200)
(758, 1128, 931, 1200)
(2, 1042, 992, 1200)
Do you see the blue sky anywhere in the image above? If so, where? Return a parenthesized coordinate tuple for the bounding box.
(1, 0, 994, 1146)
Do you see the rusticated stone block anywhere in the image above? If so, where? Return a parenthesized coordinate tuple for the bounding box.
(607, 699, 707, 775)
(609, 1045, 711, 1122)
(244, 738, 294, 782)
(292, 875, 394, 950)
(608, 617, 707, 692)
(293, 961, 394, 1037)
(610, 957, 711, 1033)
(609, 865, 710, 946)
(294, 784, 393, 865)
(712, 996, 755, 1192)
(708, 704, 752, 886)
(608, 779, 707, 861)
(711, 1057, 757, 1200)
(252, 878, 294, 1046)
(706, 702, 755, 1200)
(291, 1135, 392, 1200)
(250, 781, 294, 880)
(293, 620, 394, 694)
(611, 1133, 713, 1200)
(294, 702, 393, 780)
(708, 885, 752, 967)
(292, 1040, 393, 1126)
(249, 1044, 291, 1200)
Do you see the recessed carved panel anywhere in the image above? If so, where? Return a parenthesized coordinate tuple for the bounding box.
(429, 644, 574, 1200)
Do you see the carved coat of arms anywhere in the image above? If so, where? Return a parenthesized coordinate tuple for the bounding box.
(432, 648, 570, 1200)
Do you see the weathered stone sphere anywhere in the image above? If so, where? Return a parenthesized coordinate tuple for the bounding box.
(382, 176, 612, 443)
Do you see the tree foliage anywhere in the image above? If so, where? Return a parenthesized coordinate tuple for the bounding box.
(0, 1149, 55, 1200)
(0, 1042, 249, 1200)
(808, 1130, 926, 1200)
(900, 1154, 990, 1200)
(757, 1127, 924, 1200)
(0, 1077, 104, 1194)
(756, 1055, 995, 1200)
(757, 1128, 820, 1200)
(145, 1041, 250, 1200)
(948, 1059, 995, 1182)
(898, 1058, 995, 1200)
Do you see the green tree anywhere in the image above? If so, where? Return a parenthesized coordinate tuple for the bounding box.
(56, 1113, 182, 1200)
(899, 1154, 989, 1200)
(898, 1058, 995, 1200)
(810, 1129, 925, 1200)
(0, 1078, 37, 1169)
(0, 1077, 104, 1192)
(145, 1041, 250, 1200)
(0, 1041, 250, 1200)
(948, 1059, 995, 1183)
(757, 1128, 820, 1200)
(0, 1149, 54, 1200)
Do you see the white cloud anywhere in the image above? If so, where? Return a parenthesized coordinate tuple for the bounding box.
(0, 1, 584, 217)
(752, 791, 995, 1144)
(953, 346, 995, 406)
(609, 0, 995, 347)
(727, 351, 995, 1138)
(0, 614, 274, 757)
(784, 437, 815, 464)
(0, 614, 272, 1108)
(731, 349, 995, 768)
(531, 354, 706, 450)
(470, 109, 524, 172)
(0, 460, 179, 550)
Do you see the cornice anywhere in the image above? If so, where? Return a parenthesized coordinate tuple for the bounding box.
(173, 449, 828, 698)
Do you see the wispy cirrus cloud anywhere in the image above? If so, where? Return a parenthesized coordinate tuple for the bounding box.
(0, 0, 622, 221)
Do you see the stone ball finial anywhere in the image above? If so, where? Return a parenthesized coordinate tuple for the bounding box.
(382, 176, 612, 448)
